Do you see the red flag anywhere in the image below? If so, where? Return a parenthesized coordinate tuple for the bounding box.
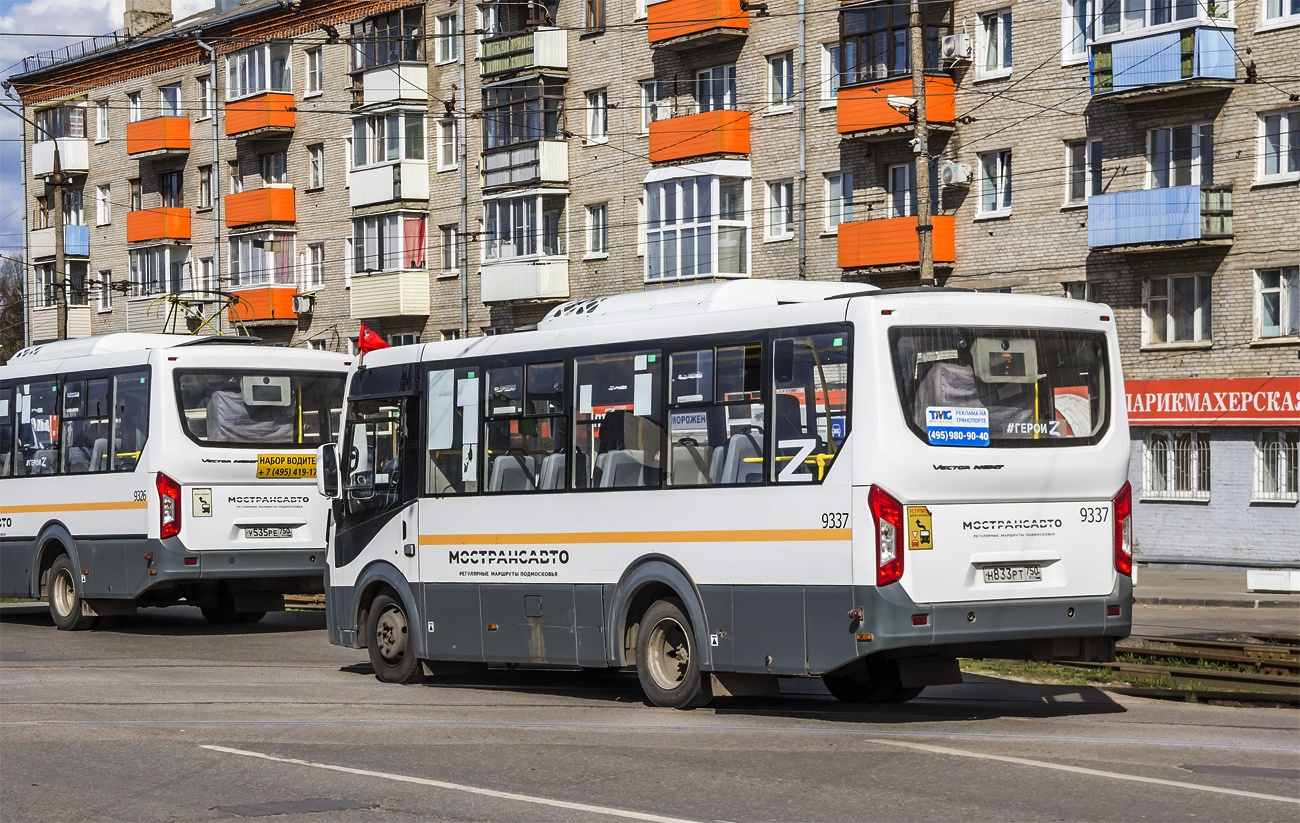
(358, 323, 390, 354)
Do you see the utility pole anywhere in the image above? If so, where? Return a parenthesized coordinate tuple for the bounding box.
(909, 0, 935, 287)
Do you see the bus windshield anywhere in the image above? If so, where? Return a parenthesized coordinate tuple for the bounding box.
(175, 370, 344, 448)
(889, 327, 1110, 448)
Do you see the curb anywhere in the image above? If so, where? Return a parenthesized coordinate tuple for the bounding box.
(1134, 596, 1300, 609)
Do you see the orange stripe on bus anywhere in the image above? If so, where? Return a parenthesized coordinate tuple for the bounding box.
(0, 501, 149, 514)
(417, 529, 851, 546)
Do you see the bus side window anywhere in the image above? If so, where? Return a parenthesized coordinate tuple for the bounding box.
(62, 377, 111, 474)
(574, 350, 663, 490)
(771, 332, 851, 484)
(425, 367, 479, 496)
(111, 371, 150, 472)
(14, 380, 59, 477)
(667, 343, 764, 487)
(0, 386, 13, 478)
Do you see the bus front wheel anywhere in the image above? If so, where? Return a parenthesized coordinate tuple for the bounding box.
(635, 599, 712, 710)
(48, 554, 97, 631)
(366, 593, 423, 684)
(822, 657, 924, 704)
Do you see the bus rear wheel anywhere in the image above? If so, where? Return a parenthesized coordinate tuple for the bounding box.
(48, 554, 97, 631)
(822, 658, 924, 704)
(366, 593, 422, 684)
(635, 599, 712, 709)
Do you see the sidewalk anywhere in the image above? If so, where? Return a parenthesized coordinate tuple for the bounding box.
(1134, 564, 1300, 610)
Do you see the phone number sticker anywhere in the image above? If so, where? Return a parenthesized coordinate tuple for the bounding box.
(925, 406, 990, 448)
(256, 453, 317, 479)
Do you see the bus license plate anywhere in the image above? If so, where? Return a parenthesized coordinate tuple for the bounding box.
(983, 564, 1042, 583)
(245, 527, 292, 539)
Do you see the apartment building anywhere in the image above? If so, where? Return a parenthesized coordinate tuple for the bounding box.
(10, 0, 1297, 562)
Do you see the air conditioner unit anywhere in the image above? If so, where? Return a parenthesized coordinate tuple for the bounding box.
(292, 294, 315, 314)
(940, 160, 972, 187)
(941, 33, 971, 61)
(648, 100, 674, 123)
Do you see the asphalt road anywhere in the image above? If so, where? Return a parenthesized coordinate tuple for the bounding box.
(1, 606, 1297, 822)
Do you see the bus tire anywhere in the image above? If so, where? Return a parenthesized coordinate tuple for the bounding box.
(200, 603, 241, 625)
(635, 598, 712, 709)
(822, 658, 923, 704)
(48, 554, 97, 631)
(366, 593, 422, 684)
(237, 611, 267, 624)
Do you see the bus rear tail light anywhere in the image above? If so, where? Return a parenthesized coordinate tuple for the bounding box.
(157, 472, 182, 539)
(1112, 481, 1133, 577)
(868, 484, 905, 587)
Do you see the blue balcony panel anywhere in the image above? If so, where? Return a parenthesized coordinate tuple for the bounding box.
(66, 224, 90, 256)
(1092, 25, 1235, 95)
(1089, 186, 1200, 248)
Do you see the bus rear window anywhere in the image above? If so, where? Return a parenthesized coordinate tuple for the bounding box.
(175, 371, 344, 448)
(889, 327, 1110, 448)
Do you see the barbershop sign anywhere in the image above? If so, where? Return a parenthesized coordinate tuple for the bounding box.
(1125, 376, 1300, 426)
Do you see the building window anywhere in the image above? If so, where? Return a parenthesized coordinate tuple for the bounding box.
(978, 150, 1012, 215)
(229, 161, 243, 194)
(129, 179, 142, 211)
(97, 270, 112, 312)
(1144, 430, 1210, 500)
(352, 110, 426, 166)
(353, 213, 427, 272)
(128, 92, 141, 123)
(820, 43, 842, 107)
(34, 105, 85, 141)
(585, 89, 608, 142)
(435, 13, 459, 63)
(483, 78, 565, 150)
(308, 145, 324, 189)
(159, 84, 182, 118)
(1064, 281, 1100, 302)
(225, 43, 291, 100)
(441, 329, 461, 341)
(1255, 430, 1299, 502)
(1257, 267, 1300, 338)
(1066, 139, 1103, 204)
(95, 184, 111, 225)
(1260, 108, 1300, 181)
(159, 171, 183, 208)
(586, 203, 609, 255)
(840, 1, 951, 83)
(887, 163, 917, 218)
(436, 119, 457, 171)
(697, 65, 737, 112)
(979, 9, 1012, 78)
(585, 0, 605, 31)
(1108, 0, 1225, 31)
(483, 195, 566, 261)
(766, 180, 794, 240)
(198, 75, 214, 119)
(440, 224, 458, 273)
(350, 7, 425, 71)
(641, 80, 667, 131)
(389, 333, 420, 347)
(1149, 124, 1213, 188)
(1063, 0, 1089, 62)
(306, 243, 326, 290)
(1264, 0, 1300, 22)
(261, 152, 287, 185)
(229, 231, 296, 287)
(305, 48, 322, 95)
(35, 264, 55, 308)
(825, 172, 853, 229)
(35, 197, 48, 230)
(198, 257, 217, 293)
(645, 175, 749, 281)
(129, 245, 189, 296)
(1145, 274, 1212, 344)
(95, 100, 109, 141)
(768, 52, 794, 109)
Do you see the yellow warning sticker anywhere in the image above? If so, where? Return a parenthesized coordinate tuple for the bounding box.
(256, 453, 317, 479)
(907, 506, 933, 550)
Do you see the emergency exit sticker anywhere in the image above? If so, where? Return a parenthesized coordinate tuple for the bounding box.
(256, 453, 317, 479)
(907, 506, 933, 550)
(925, 406, 990, 447)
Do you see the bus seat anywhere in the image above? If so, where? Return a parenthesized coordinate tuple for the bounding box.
(720, 430, 763, 484)
(30, 449, 57, 475)
(0, 453, 9, 476)
(488, 453, 536, 492)
(538, 453, 566, 490)
(710, 445, 727, 483)
(671, 441, 713, 486)
(600, 450, 644, 488)
(91, 438, 108, 472)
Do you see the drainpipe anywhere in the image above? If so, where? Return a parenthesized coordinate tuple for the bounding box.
(195, 35, 222, 332)
(12, 88, 32, 347)
(796, 0, 807, 280)
(458, 0, 469, 337)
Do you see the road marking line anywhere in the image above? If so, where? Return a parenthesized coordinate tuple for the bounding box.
(200, 745, 706, 823)
(864, 738, 1300, 805)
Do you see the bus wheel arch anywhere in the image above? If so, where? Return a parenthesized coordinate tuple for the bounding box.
(352, 562, 421, 655)
(611, 557, 712, 673)
(34, 523, 77, 600)
(35, 527, 96, 631)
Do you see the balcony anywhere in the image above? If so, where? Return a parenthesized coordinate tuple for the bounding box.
(647, 0, 748, 50)
(838, 214, 955, 270)
(30, 225, 90, 259)
(482, 259, 569, 303)
(31, 138, 88, 177)
(126, 117, 189, 157)
(1089, 25, 1235, 101)
(126, 208, 191, 243)
(480, 28, 567, 77)
(225, 92, 295, 138)
(1088, 185, 1233, 250)
(349, 270, 431, 318)
(649, 110, 750, 164)
(225, 188, 295, 230)
(349, 162, 430, 208)
(356, 63, 428, 106)
(482, 141, 568, 189)
(837, 76, 956, 139)
(227, 285, 298, 325)
(30, 307, 93, 342)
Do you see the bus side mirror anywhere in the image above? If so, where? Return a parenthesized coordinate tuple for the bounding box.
(317, 443, 340, 499)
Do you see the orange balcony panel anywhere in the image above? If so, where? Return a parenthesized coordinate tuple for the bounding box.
(837, 76, 956, 136)
(648, 110, 750, 164)
(225, 92, 295, 137)
(126, 117, 190, 156)
(647, 0, 748, 47)
(225, 188, 295, 229)
(126, 208, 192, 243)
(227, 286, 298, 324)
(838, 214, 955, 269)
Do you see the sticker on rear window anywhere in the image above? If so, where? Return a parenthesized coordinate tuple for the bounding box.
(925, 407, 990, 447)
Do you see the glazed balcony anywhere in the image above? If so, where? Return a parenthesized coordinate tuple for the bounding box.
(349, 161, 430, 208)
(225, 188, 295, 230)
(838, 214, 955, 270)
(30, 225, 90, 259)
(481, 259, 569, 303)
(482, 141, 568, 189)
(1089, 25, 1235, 102)
(648, 110, 750, 164)
(126, 207, 191, 243)
(646, 0, 748, 50)
(349, 270, 431, 318)
(1088, 185, 1233, 250)
(227, 285, 298, 325)
(126, 117, 190, 157)
(356, 62, 428, 106)
(225, 92, 295, 138)
(837, 76, 955, 140)
(479, 28, 567, 77)
(32, 138, 88, 177)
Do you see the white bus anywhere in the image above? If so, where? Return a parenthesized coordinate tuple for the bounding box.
(318, 281, 1132, 708)
(0, 334, 349, 629)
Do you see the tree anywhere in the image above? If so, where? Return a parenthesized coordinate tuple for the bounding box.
(1, 252, 25, 364)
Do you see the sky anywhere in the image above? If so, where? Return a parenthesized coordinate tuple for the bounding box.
(0, 0, 209, 256)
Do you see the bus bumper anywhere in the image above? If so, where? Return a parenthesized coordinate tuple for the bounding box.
(117, 538, 325, 600)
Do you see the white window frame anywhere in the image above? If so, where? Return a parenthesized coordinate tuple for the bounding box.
(307, 145, 324, 189)
(352, 212, 428, 273)
(261, 151, 288, 185)
(1100, 0, 1230, 34)
(229, 161, 244, 194)
(645, 175, 750, 282)
(767, 52, 794, 111)
(635, 0, 647, 20)
(159, 83, 182, 118)
(1263, 0, 1300, 25)
(229, 230, 296, 288)
(305, 242, 326, 290)
(95, 99, 109, 141)
(435, 13, 459, 64)
(436, 119, 458, 171)
(1147, 124, 1213, 188)
(1258, 108, 1300, 182)
(199, 165, 213, 209)
(766, 179, 794, 240)
(820, 43, 842, 108)
(351, 109, 426, 168)
(1064, 281, 1101, 302)
(95, 184, 111, 226)
(1144, 274, 1213, 345)
(482, 193, 567, 262)
(1066, 138, 1103, 205)
(1254, 430, 1299, 502)
(887, 163, 916, 218)
(586, 203, 609, 256)
(585, 89, 609, 143)
(978, 149, 1012, 216)
(129, 245, 189, 296)
(641, 80, 667, 132)
(197, 76, 212, 119)
(440, 224, 459, 275)
(1062, 0, 1090, 63)
(97, 269, 112, 312)
(1256, 266, 1300, 339)
(978, 9, 1013, 79)
(1144, 430, 1211, 501)
(198, 256, 216, 293)
(825, 171, 853, 231)
(225, 43, 291, 101)
(389, 333, 420, 347)
(127, 92, 141, 123)
(696, 64, 738, 112)
(305, 48, 322, 96)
